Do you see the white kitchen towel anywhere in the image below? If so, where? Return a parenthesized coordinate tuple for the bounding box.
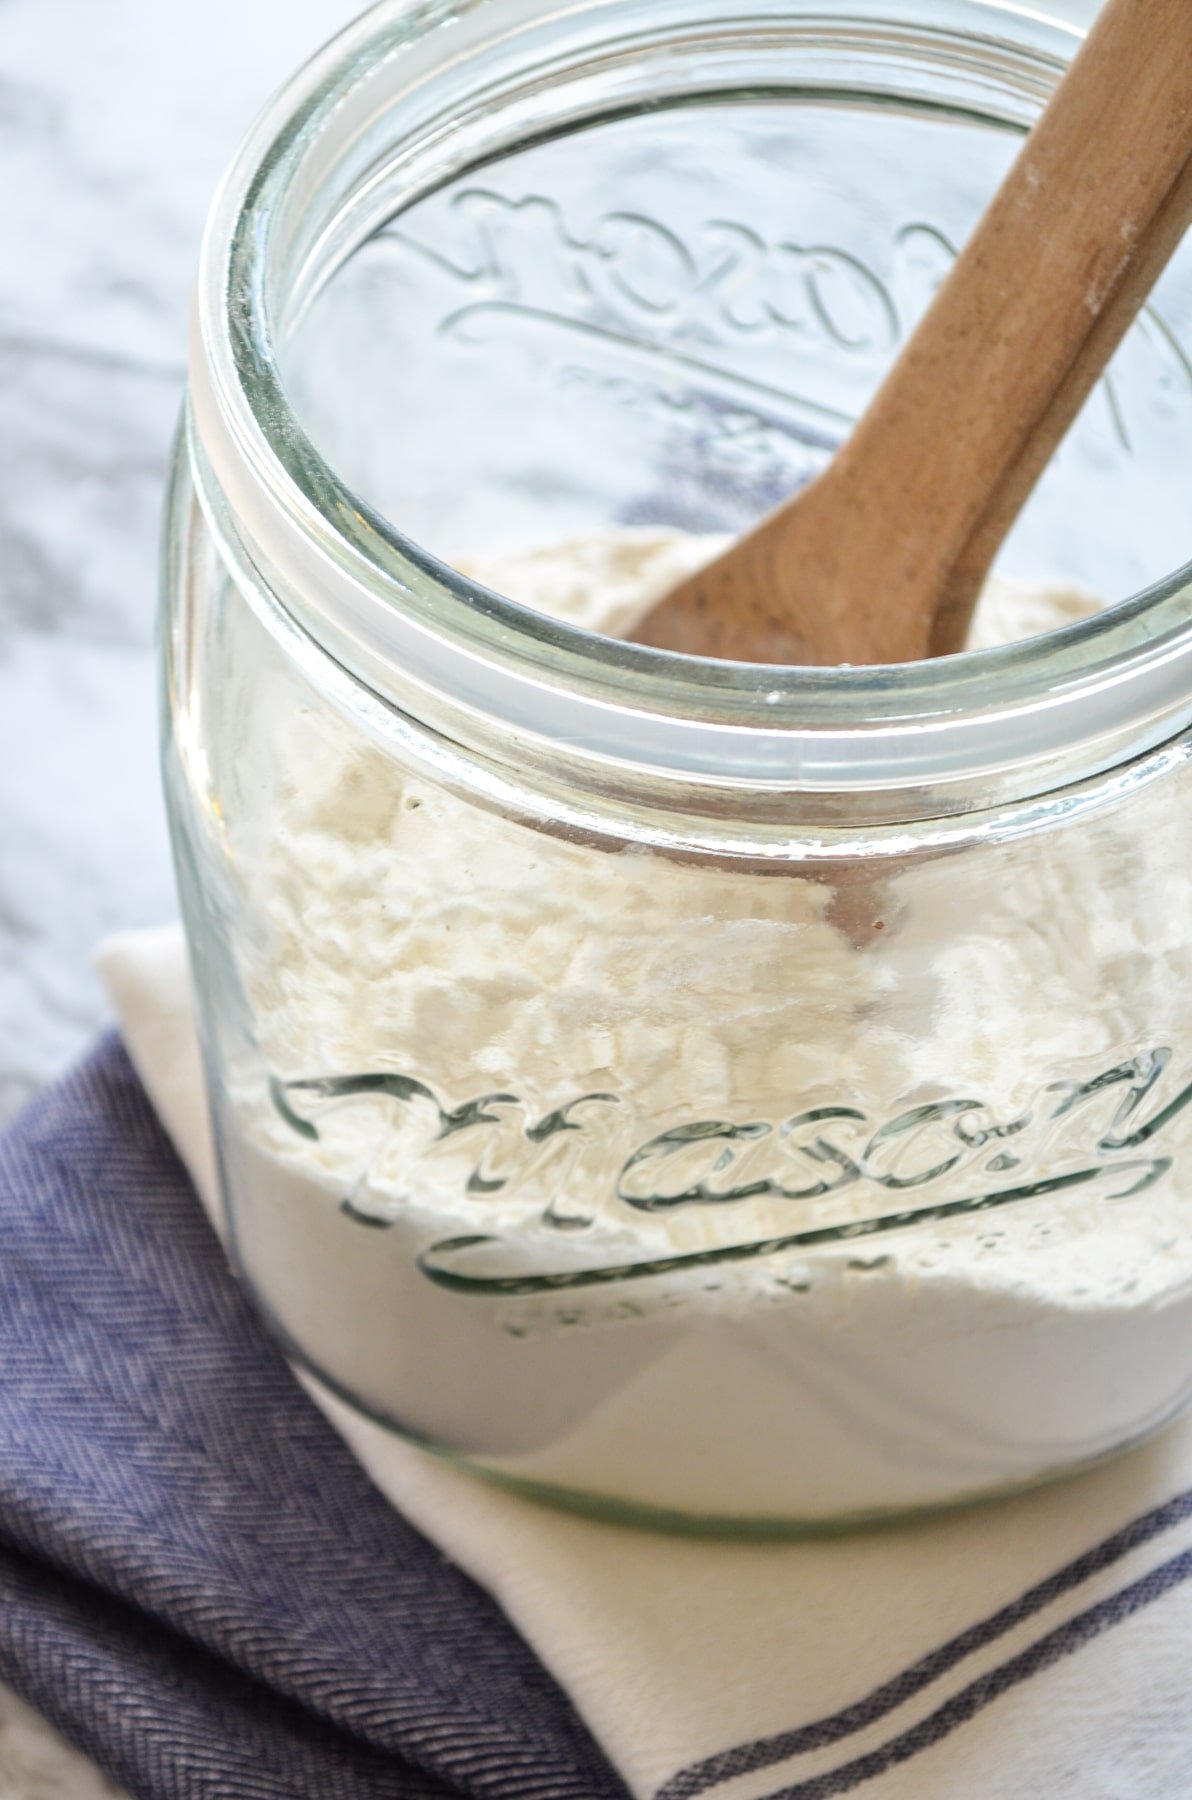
(98, 923, 1192, 1800)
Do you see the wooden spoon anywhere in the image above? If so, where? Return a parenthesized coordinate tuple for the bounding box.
(630, 0, 1192, 667)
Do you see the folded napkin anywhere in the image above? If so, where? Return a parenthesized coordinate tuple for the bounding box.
(7, 924, 1192, 1800)
(0, 1032, 626, 1799)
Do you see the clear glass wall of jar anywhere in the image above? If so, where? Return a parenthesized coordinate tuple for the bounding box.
(163, 0, 1192, 1530)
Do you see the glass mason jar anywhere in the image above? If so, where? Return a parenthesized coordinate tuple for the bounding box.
(162, 0, 1192, 1531)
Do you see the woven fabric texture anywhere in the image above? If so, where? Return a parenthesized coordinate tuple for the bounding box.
(0, 1034, 627, 1800)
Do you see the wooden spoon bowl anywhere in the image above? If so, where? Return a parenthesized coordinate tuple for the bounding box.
(630, 0, 1192, 668)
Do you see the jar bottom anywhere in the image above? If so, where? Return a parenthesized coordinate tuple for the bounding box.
(240, 1266, 1188, 1539)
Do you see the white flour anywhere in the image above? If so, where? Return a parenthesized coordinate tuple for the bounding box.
(221, 530, 1192, 1521)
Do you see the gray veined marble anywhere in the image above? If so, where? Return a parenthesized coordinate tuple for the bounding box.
(0, 0, 355, 1123)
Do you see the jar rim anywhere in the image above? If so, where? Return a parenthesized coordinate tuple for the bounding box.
(190, 0, 1192, 802)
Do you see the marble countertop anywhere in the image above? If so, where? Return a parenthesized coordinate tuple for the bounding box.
(0, 0, 356, 1125)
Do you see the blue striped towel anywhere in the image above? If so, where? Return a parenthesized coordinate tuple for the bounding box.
(11, 922, 1192, 1800)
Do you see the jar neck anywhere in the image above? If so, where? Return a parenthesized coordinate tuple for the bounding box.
(189, 0, 1192, 825)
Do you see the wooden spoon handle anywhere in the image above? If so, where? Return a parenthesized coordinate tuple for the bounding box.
(632, 0, 1192, 666)
(931, 146, 1192, 655)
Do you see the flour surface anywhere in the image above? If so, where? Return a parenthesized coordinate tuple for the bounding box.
(222, 530, 1192, 1519)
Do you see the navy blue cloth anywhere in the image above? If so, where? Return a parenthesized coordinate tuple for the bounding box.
(0, 1034, 627, 1800)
